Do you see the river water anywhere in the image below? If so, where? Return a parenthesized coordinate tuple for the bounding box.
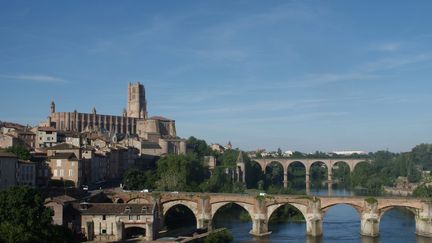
(212, 188, 430, 243)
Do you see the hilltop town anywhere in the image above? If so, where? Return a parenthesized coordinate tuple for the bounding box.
(0, 82, 188, 189)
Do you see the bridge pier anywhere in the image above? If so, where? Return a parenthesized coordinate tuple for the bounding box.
(145, 222, 155, 241)
(250, 196, 271, 236)
(305, 198, 323, 237)
(415, 202, 432, 237)
(197, 197, 212, 230)
(283, 172, 288, 188)
(306, 173, 311, 195)
(327, 172, 332, 196)
(306, 216, 323, 237)
(360, 200, 379, 237)
(250, 218, 270, 236)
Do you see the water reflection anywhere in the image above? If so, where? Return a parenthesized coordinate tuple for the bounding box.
(225, 189, 420, 243)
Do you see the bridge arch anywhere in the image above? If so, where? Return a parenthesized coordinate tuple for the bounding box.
(352, 160, 370, 172)
(250, 160, 264, 172)
(265, 161, 285, 187)
(287, 160, 307, 172)
(264, 160, 284, 172)
(378, 206, 417, 240)
(266, 202, 307, 222)
(162, 200, 199, 220)
(124, 225, 146, 239)
(332, 160, 351, 173)
(309, 160, 329, 173)
(287, 161, 307, 189)
(378, 205, 418, 219)
(114, 197, 124, 203)
(127, 197, 150, 204)
(321, 203, 362, 218)
(211, 201, 254, 222)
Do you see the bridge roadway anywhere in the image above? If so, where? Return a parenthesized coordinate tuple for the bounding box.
(251, 158, 369, 194)
(110, 191, 432, 238)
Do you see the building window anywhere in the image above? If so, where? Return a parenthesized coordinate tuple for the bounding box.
(71, 162, 75, 167)
(53, 169, 58, 177)
(102, 215, 106, 220)
(68, 169, 73, 177)
(128, 215, 132, 220)
(102, 229, 106, 234)
(137, 215, 140, 220)
(56, 160, 62, 167)
(59, 169, 64, 177)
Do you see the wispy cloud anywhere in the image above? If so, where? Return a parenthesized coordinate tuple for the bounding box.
(360, 53, 432, 72)
(370, 42, 401, 52)
(0, 74, 67, 84)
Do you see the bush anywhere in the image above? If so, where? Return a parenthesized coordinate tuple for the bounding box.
(203, 229, 233, 243)
(413, 184, 432, 198)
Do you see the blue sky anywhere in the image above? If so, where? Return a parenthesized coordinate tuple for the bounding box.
(1, 1, 432, 152)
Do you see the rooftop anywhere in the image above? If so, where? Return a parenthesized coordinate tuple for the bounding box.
(0, 151, 18, 158)
(47, 143, 80, 150)
(49, 152, 78, 160)
(73, 203, 154, 215)
(37, 126, 57, 132)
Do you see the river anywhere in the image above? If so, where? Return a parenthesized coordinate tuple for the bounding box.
(210, 188, 430, 243)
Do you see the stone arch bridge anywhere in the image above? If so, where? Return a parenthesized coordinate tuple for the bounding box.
(110, 191, 432, 238)
(252, 158, 369, 194)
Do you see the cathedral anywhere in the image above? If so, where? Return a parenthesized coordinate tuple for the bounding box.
(42, 82, 185, 155)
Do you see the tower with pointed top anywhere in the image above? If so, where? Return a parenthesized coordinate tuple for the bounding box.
(50, 101, 55, 114)
(126, 82, 147, 119)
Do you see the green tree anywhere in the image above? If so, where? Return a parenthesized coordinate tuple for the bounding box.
(186, 136, 212, 158)
(123, 168, 157, 190)
(411, 144, 432, 170)
(5, 146, 30, 160)
(219, 149, 239, 167)
(0, 187, 74, 243)
(413, 184, 432, 198)
(156, 154, 208, 191)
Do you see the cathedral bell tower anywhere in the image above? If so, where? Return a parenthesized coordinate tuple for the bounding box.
(126, 82, 147, 119)
(50, 101, 56, 114)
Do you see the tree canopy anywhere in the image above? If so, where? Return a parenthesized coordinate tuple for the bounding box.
(5, 145, 30, 160)
(0, 187, 74, 243)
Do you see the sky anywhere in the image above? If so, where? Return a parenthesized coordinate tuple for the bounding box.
(1, 1, 432, 153)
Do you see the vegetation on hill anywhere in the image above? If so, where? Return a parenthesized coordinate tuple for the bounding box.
(123, 137, 432, 197)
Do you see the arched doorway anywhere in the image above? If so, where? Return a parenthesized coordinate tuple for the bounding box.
(124, 226, 146, 239)
(322, 204, 360, 242)
(163, 204, 197, 237)
(380, 207, 416, 242)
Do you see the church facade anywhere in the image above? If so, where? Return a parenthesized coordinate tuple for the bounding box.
(41, 82, 185, 155)
(44, 82, 174, 137)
